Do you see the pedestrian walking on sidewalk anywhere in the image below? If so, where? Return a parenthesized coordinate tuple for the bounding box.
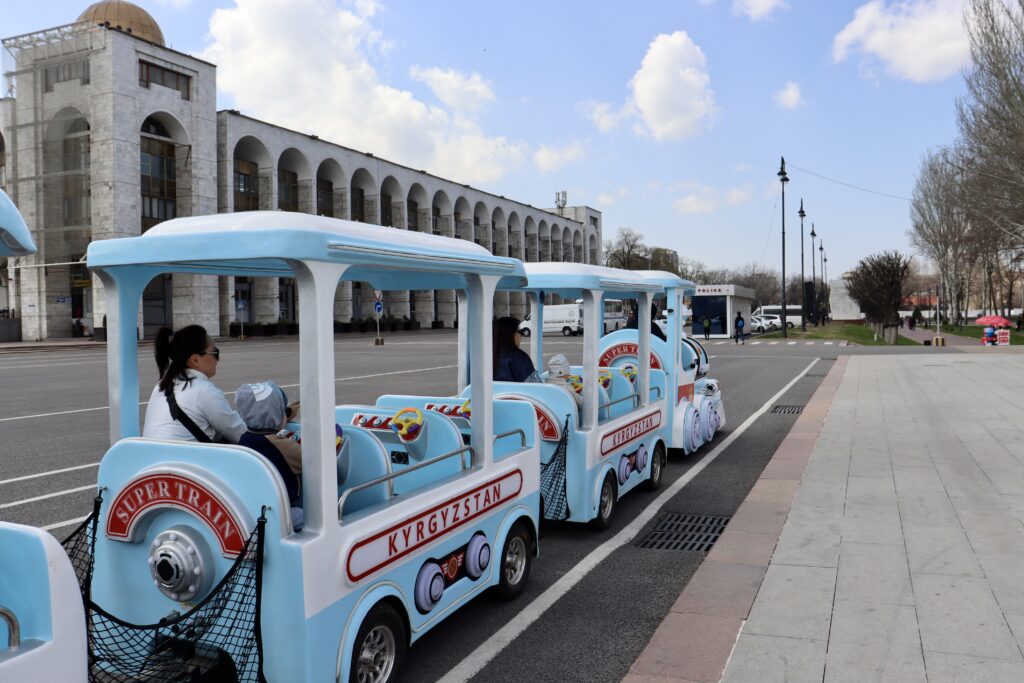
(734, 312, 745, 345)
(701, 315, 711, 340)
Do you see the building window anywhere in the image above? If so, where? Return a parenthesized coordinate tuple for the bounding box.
(139, 60, 190, 100)
(43, 59, 90, 92)
(380, 193, 392, 226)
(432, 206, 441, 235)
(351, 187, 365, 221)
(407, 200, 418, 231)
(234, 159, 259, 211)
(316, 178, 333, 217)
(140, 133, 176, 232)
(278, 169, 298, 212)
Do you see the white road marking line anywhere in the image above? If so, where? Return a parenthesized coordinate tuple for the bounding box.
(443, 357, 821, 682)
(0, 484, 95, 509)
(715, 341, 727, 345)
(42, 515, 90, 532)
(751, 341, 762, 345)
(708, 355, 716, 359)
(0, 463, 99, 486)
(0, 364, 458, 423)
(769, 341, 779, 345)
(805, 342, 814, 345)
(788, 341, 797, 345)
(824, 341, 834, 345)
(0, 359, 109, 371)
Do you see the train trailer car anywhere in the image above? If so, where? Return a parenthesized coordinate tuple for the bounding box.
(0, 208, 542, 683)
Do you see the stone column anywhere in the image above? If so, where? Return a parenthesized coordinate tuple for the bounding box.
(413, 290, 434, 328)
(362, 195, 379, 225)
(334, 281, 353, 323)
(172, 273, 219, 334)
(254, 277, 279, 324)
(218, 276, 234, 336)
(333, 188, 348, 220)
(298, 178, 315, 214)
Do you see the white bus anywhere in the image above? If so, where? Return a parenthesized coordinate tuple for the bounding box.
(754, 305, 801, 329)
(601, 298, 627, 333)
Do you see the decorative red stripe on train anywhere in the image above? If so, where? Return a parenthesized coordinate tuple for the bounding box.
(599, 343, 663, 369)
(600, 411, 662, 455)
(497, 395, 560, 441)
(346, 469, 523, 583)
(106, 473, 245, 557)
(677, 383, 695, 404)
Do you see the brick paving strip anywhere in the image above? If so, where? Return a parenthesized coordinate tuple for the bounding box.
(623, 356, 850, 683)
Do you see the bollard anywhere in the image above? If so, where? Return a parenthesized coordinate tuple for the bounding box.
(932, 336, 945, 347)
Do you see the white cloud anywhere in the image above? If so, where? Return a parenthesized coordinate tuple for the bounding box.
(630, 31, 716, 140)
(580, 101, 626, 133)
(597, 192, 617, 206)
(733, 162, 752, 172)
(832, 0, 970, 82)
(582, 31, 715, 142)
(774, 81, 803, 108)
(409, 66, 495, 112)
(732, 0, 789, 21)
(154, 0, 193, 7)
(204, 0, 523, 185)
(533, 140, 586, 174)
(672, 184, 751, 213)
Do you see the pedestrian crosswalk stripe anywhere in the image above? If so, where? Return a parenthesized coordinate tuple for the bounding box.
(715, 341, 726, 345)
(751, 341, 762, 345)
(769, 341, 779, 345)
(805, 342, 814, 345)
(788, 341, 797, 345)
(824, 341, 834, 345)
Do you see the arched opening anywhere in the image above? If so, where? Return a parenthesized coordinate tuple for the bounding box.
(589, 234, 599, 265)
(140, 113, 190, 232)
(379, 175, 404, 227)
(406, 183, 429, 231)
(350, 168, 377, 224)
(315, 158, 345, 217)
(233, 135, 272, 212)
(550, 223, 561, 262)
(41, 108, 91, 337)
(564, 227, 574, 262)
(508, 212, 522, 260)
(453, 197, 472, 240)
(538, 220, 550, 261)
(573, 230, 584, 263)
(473, 201, 489, 248)
(0, 131, 6, 190)
(491, 207, 507, 256)
(277, 147, 312, 213)
(524, 216, 538, 262)
(431, 190, 452, 236)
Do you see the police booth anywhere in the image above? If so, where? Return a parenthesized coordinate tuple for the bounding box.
(691, 284, 754, 339)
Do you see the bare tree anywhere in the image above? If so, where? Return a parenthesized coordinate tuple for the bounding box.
(845, 251, 912, 343)
(603, 228, 650, 270)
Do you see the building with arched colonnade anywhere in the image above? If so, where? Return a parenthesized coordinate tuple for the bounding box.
(0, 1, 601, 340)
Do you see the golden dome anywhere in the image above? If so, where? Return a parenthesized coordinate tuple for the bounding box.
(78, 1, 165, 46)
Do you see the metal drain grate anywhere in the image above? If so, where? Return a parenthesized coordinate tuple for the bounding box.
(636, 513, 730, 551)
(771, 404, 805, 415)
(804, 373, 828, 378)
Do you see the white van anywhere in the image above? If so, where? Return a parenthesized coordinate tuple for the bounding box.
(542, 303, 584, 336)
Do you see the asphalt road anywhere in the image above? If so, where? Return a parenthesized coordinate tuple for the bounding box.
(0, 330, 957, 681)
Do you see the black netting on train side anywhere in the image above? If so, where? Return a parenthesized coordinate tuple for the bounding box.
(62, 495, 267, 683)
(539, 416, 571, 520)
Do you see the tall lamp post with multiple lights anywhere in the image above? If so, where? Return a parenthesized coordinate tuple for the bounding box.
(778, 158, 789, 338)
(810, 222, 817, 325)
(823, 250, 829, 322)
(798, 199, 807, 331)
(819, 241, 825, 324)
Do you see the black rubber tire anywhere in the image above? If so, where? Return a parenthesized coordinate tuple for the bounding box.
(350, 602, 407, 683)
(787, 321, 795, 329)
(494, 520, 532, 601)
(643, 442, 666, 491)
(562, 327, 573, 337)
(520, 327, 531, 337)
(590, 473, 617, 530)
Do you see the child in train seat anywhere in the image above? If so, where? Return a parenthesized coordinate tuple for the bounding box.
(545, 354, 583, 409)
(235, 381, 305, 530)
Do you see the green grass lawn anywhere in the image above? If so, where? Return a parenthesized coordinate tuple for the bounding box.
(761, 323, 919, 346)
(934, 325, 1024, 345)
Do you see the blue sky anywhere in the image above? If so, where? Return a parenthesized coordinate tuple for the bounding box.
(7, 0, 971, 277)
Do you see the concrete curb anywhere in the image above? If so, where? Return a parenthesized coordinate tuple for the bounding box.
(623, 356, 850, 683)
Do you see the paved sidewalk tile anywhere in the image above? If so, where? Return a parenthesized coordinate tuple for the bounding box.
(705, 530, 777, 567)
(824, 601, 926, 683)
(629, 612, 742, 683)
(976, 552, 1024, 616)
(771, 514, 842, 568)
(727, 500, 789, 536)
(923, 652, 1024, 682)
(904, 525, 983, 577)
(744, 564, 836, 640)
(835, 541, 913, 606)
(745, 478, 800, 506)
(913, 573, 1023, 661)
(670, 561, 766, 619)
(721, 633, 826, 683)
(841, 502, 903, 545)
(957, 508, 1024, 553)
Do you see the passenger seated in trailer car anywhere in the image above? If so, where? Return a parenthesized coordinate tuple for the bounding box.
(493, 316, 541, 382)
(545, 353, 583, 409)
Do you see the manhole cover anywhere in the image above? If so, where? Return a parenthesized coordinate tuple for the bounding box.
(636, 513, 730, 552)
(771, 404, 805, 415)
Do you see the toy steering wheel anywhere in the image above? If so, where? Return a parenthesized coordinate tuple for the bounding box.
(567, 374, 583, 395)
(458, 399, 472, 419)
(335, 423, 345, 454)
(598, 369, 612, 389)
(621, 365, 637, 384)
(391, 407, 424, 440)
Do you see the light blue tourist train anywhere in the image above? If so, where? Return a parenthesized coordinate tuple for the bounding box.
(0, 187, 727, 682)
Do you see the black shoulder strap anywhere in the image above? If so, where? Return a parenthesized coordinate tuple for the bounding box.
(164, 386, 213, 443)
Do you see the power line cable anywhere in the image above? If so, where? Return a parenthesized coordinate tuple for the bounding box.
(787, 161, 912, 202)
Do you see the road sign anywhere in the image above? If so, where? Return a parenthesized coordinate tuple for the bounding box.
(374, 301, 383, 314)
(374, 290, 383, 303)
(997, 329, 1011, 346)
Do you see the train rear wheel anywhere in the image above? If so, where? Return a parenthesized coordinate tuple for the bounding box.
(351, 602, 407, 683)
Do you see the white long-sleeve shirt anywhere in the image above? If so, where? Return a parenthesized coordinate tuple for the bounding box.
(143, 369, 247, 444)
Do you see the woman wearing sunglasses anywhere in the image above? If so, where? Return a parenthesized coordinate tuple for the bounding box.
(142, 325, 247, 444)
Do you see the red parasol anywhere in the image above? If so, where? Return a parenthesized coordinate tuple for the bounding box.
(975, 315, 1011, 327)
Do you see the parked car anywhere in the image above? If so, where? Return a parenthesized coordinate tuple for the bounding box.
(750, 315, 780, 333)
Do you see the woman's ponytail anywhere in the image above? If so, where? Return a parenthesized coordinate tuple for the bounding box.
(154, 327, 173, 378)
(156, 325, 211, 394)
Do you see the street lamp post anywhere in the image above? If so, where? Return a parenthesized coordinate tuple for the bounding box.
(810, 223, 817, 326)
(778, 158, 789, 338)
(798, 199, 806, 331)
(819, 242, 824, 325)
(823, 252, 829, 322)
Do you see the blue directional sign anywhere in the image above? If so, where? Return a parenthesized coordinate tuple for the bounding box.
(374, 301, 383, 314)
